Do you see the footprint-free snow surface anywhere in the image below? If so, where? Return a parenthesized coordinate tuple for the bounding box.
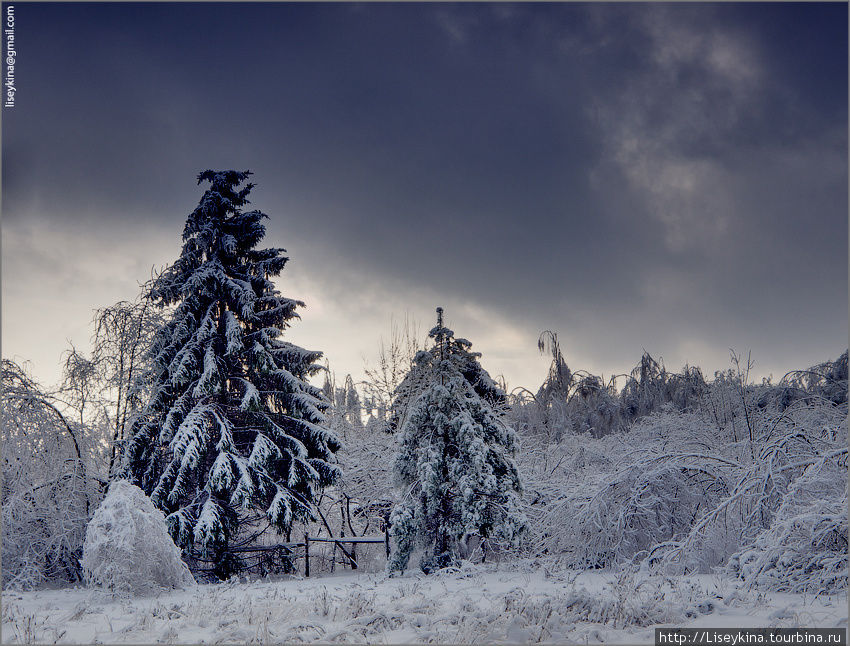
(2, 560, 845, 644)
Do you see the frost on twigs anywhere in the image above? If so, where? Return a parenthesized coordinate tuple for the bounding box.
(727, 456, 847, 595)
(518, 349, 847, 591)
(81, 480, 195, 595)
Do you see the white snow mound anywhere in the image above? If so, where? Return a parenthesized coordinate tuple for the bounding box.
(81, 480, 195, 595)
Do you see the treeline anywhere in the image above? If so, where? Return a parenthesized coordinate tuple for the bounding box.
(518, 348, 847, 595)
(511, 330, 847, 441)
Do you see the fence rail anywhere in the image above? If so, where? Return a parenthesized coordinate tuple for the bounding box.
(229, 543, 303, 553)
(307, 536, 388, 544)
(223, 529, 391, 577)
(304, 530, 390, 576)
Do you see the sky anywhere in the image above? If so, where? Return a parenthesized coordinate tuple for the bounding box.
(2, 2, 847, 394)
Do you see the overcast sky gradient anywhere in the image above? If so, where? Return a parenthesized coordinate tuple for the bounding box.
(2, 2, 847, 392)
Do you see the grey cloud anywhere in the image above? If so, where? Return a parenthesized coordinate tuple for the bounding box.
(2, 3, 846, 389)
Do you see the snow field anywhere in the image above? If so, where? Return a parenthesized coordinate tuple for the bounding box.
(2, 560, 845, 644)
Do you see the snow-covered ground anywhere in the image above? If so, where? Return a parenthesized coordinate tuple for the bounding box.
(3, 560, 845, 644)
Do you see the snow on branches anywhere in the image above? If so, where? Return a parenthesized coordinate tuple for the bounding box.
(123, 170, 339, 578)
(518, 353, 847, 595)
(389, 311, 527, 573)
(81, 480, 195, 595)
(1, 360, 102, 590)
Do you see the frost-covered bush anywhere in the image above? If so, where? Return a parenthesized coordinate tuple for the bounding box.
(529, 412, 730, 567)
(81, 480, 194, 595)
(516, 433, 616, 552)
(2, 360, 104, 590)
(646, 399, 847, 578)
(335, 420, 396, 529)
(727, 455, 847, 594)
(521, 359, 846, 590)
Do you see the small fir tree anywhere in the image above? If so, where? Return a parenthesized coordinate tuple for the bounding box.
(343, 375, 363, 428)
(387, 310, 505, 434)
(389, 309, 527, 573)
(124, 170, 340, 577)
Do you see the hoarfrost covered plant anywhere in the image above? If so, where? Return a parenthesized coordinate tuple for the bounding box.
(389, 310, 527, 573)
(123, 170, 340, 578)
(521, 351, 847, 596)
(81, 480, 194, 595)
(2, 360, 99, 589)
(727, 451, 847, 594)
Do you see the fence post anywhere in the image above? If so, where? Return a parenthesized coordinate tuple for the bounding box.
(349, 537, 358, 570)
(304, 533, 310, 578)
(384, 526, 391, 559)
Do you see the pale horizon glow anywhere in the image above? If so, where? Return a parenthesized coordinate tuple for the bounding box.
(2, 210, 838, 395)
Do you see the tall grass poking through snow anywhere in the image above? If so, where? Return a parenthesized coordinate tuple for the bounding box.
(10, 562, 837, 645)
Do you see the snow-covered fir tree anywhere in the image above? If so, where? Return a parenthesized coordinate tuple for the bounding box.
(389, 308, 527, 573)
(387, 310, 505, 434)
(343, 375, 363, 428)
(123, 170, 340, 577)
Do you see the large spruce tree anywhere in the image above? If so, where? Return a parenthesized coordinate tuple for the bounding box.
(389, 309, 527, 573)
(124, 170, 339, 576)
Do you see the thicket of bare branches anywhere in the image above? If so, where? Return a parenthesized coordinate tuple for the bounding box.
(2, 295, 163, 590)
(2, 360, 102, 588)
(515, 351, 847, 595)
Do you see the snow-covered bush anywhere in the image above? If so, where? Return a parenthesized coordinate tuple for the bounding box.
(727, 453, 847, 594)
(81, 480, 194, 595)
(335, 420, 396, 529)
(646, 398, 847, 577)
(520, 355, 846, 590)
(2, 360, 103, 590)
(529, 412, 730, 568)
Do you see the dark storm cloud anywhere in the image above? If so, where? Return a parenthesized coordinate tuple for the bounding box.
(3, 2, 846, 385)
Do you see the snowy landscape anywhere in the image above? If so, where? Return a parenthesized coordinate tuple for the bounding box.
(3, 3, 848, 645)
(2, 170, 846, 643)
